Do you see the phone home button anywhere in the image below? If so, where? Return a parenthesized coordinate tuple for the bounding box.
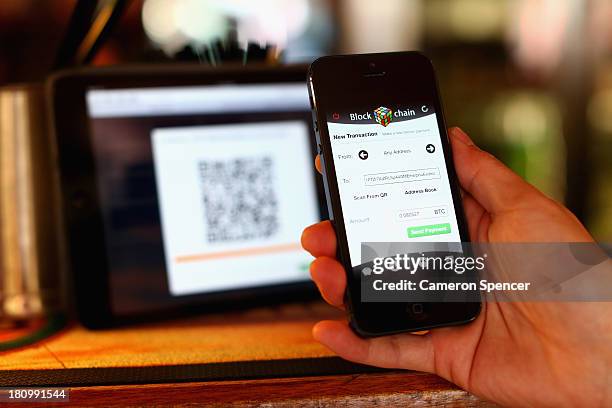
(406, 303, 426, 321)
(411, 303, 424, 315)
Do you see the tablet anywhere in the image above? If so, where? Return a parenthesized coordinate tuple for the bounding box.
(49, 65, 324, 328)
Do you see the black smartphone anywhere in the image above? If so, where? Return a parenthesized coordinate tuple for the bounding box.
(308, 52, 481, 336)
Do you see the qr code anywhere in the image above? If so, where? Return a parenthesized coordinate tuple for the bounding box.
(199, 157, 279, 243)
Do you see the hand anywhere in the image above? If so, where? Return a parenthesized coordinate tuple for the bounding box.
(301, 127, 611, 407)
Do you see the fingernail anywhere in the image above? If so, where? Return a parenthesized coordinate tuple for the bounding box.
(451, 127, 474, 146)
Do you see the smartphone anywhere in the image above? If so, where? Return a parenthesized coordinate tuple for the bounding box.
(308, 52, 481, 336)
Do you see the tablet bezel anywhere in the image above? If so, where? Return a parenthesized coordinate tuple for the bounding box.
(48, 64, 324, 328)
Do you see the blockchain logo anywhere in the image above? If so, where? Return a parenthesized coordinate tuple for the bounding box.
(373, 106, 393, 127)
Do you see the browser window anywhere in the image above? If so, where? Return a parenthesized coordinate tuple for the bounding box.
(152, 120, 318, 296)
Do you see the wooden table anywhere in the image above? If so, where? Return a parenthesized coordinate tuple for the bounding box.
(1, 302, 489, 406)
(54, 373, 489, 407)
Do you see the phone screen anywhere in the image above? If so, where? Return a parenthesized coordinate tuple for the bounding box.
(325, 103, 461, 267)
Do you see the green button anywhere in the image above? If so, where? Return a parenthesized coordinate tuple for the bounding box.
(407, 223, 451, 238)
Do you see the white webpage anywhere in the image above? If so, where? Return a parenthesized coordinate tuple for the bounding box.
(327, 107, 461, 267)
(152, 121, 319, 296)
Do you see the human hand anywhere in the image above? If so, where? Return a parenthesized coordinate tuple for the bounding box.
(302, 127, 611, 407)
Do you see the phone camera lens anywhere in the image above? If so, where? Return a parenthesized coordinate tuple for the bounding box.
(369, 62, 376, 69)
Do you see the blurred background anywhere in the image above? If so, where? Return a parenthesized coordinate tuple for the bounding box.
(0, 0, 610, 240)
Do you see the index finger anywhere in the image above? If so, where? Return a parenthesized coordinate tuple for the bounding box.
(301, 220, 337, 258)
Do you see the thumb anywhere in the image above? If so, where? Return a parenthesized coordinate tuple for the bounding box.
(448, 127, 539, 214)
(313, 320, 435, 372)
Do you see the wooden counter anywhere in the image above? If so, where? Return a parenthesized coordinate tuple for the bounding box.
(0, 302, 488, 406)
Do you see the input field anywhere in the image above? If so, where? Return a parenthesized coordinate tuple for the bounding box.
(398, 205, 449, 221)
(363, 168, 440, 186)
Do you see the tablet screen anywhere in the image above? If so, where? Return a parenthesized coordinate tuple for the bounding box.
(85, 83, 320, 314)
